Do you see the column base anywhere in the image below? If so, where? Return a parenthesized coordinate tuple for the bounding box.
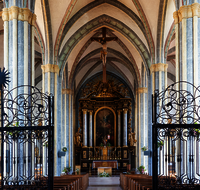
(123, 145, 128, 147)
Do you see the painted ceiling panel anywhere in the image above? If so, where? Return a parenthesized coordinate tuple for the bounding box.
(118, 0, 140, 17)
(139, 0, 160, 46)
(164, 0, 175, 46)
(35, 0, 46, 46)
(67, 32, 94, 74)
(69, 0, 95, 20)
(49, 0, 71, 46)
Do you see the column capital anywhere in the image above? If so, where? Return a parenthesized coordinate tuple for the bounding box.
(191, 3, 199, 17)
(41, 64, 59, 74)
(123, 108, 128, 112)
(88, 110, 93, 114)
(173, 11, 179, 24)
(82, 109, 88, 113)
(62, 88, 73, 94)
(150, 63, 168, 73)
(10, 6, 19, 20)
(137, 87, 148, 94)
(2, 6, 36, 25)
(117, 110, 122, 114)
(2, 8, 9, 21)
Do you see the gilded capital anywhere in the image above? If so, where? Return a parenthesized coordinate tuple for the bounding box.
(156, 63, 165, 72)
(173, 11, 179, 24)
(191, 3, 199, 17)
(88, 110, 93, 114)
(2, 8, 9, 21)
(32, 14, 37, 27)
(164, 64, 168, 72)
(82, 109, 88, 113)
(23, 8, 31, 22)
(123, 108, 128, 112)
(137, 87, 148, 94)
(179, 6, 188, 19)
(41, 64, 59, 74)
(117, 110, 122, 114)
(10, 6, 19, 20)
(150, 64, 156, 74)
(2, 6, 36, 25)
(62, 88, 73, 94)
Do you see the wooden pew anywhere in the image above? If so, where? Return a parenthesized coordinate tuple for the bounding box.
(120, 173, 152, 190)
(54, 173, 89, 190)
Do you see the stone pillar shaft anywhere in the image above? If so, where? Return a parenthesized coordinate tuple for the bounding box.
(89, 111, 93, 147)
(117, 110, 121, 147)
(82, 109, 88, 147)
(123, 108, 128, 147)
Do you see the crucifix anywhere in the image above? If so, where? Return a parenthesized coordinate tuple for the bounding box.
(91, 27, 118, 83)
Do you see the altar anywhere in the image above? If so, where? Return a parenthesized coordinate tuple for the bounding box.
(93, 160, 118, 169)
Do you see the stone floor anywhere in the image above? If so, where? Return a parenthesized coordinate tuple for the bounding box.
(87, 177, 122, 190)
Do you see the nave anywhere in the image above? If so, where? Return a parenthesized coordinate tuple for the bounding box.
(87, 177, 122, 190)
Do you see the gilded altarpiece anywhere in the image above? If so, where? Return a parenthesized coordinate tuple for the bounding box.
(75, 74, 136, 173)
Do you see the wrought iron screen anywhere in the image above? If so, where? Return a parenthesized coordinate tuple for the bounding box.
(0, 85, 54, 190)
(152, 82, 200, 190)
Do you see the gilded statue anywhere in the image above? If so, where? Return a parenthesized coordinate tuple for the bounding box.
(74, 127, 82, 147)
(128, 128, 137, 146)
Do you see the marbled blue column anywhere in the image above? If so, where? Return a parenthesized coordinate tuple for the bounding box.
(117, 110, 122, 147)
(66, 94, 69, 167)
(89, 111, 93, 147)
(57, 76, 62, 175)
(123, 108, 128, 147)
(82, 109, 88, 147)
(148, 75, 152, 175)
(61, 94, 65, 169)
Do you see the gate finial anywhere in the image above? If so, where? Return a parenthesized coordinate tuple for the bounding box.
(0, 67, 10, 89)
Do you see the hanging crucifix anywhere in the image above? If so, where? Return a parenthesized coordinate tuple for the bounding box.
(91, 27, 118, 83)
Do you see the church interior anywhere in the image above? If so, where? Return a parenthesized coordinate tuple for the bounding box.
(0, 0, 200, 189)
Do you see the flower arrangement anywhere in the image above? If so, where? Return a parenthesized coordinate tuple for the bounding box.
(63, 166, 71, 175)
(62, 147, 67, 152)
(75, 168, 80, 175)
(107, 142, 111, 147)
(141, 146, 148, 151)
(157, 141, 164, 148)
(99, 143, 104, 147)
(99, 171, 110, 177)
(138, 165, 146, 174)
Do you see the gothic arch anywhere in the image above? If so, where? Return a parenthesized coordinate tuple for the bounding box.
(58, 15, 151, 83)
(54, 0, 153, 64)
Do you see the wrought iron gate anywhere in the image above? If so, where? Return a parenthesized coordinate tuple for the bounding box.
(0, 85, 54, 190)
(152, 81, 200, 190)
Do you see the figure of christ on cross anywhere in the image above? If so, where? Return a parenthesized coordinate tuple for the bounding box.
(91, 27, 118, 83)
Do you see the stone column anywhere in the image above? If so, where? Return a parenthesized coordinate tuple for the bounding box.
(2, 4, 36, 91)
(2, 1, 36, 178)
(123, 108, 128, 147)
(88, 110, 93, 147)
(117, 110, 122, 147)
(82, 109, 88, 147)
(173, 3, 200, 179)
(41, 64, 60, 175)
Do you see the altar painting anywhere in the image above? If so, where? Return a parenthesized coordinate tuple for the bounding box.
(96, 108, 114, 146)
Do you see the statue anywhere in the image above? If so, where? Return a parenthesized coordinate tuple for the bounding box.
(100, 43, 107, 66)
(128, 128, 137, 146)
(74, 127, 82, 147)
(103, 135, 107, 146)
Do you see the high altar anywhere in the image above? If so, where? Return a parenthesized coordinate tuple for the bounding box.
(74, 77, 137, 173)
